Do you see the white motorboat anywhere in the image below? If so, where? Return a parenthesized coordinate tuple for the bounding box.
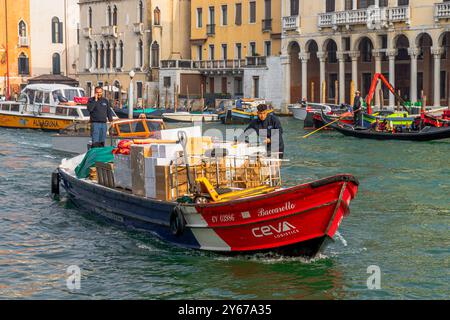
(162, 112, 219, 123)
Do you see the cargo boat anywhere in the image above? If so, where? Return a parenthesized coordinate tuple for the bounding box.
(53, 128, 359, 258)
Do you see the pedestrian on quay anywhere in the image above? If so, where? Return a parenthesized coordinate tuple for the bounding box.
(87, 86, 114, 148)
(353, 90, 364, 127)
(239, 104, 285, 159)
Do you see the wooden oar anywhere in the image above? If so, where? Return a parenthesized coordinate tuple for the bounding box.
(302, 111, 354, 139)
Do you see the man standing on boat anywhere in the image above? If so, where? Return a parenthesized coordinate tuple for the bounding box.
(239, 104, 284, 159)
(353, 90, 364, 127)
(87, 86, 114, 147)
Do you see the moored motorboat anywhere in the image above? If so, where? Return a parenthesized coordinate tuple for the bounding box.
(218, 99, 268, 125)
(53, 128, 359, 258)
(52, 117, 166, 154)
(162, 111, 219, 123)
(0, 84, 91, 130)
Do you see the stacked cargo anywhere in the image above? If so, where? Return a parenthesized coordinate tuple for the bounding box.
(112, 126, 281, 202)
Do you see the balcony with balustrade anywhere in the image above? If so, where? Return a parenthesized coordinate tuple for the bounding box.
(18, 36, 29, 47)
(318, 5, 410, 29)
(160, 57, 267, 75)
(82, 27, 92, 39)
(133, 23, 144, 35)
(435, 2, 450, 21)
(282, 16, 300, 32)
(101, 25, 118, 38)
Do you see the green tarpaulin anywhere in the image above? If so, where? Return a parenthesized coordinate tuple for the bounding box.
(75, 147, 115, 178)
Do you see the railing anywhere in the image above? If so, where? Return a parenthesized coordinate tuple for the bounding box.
(318, 6, 410, 28)
(435, 2, 450, 20)
(160, 57, 267, 70)
(262, 19, 272, 32)
(282, 16, 300, 31)
(246, 56, 266, 67)
(82, 27, 92, 39)
(386, 6, 410, 23)
(206, 24, 215, 36)
(133, 22, 144, 35)
(101, 25, 118, 37)
(18, 36, 29, 47)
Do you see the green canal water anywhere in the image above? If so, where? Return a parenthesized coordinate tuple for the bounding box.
(0, 118, 448, 299)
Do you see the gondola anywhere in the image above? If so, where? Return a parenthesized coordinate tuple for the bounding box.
(321, 113, 450, 141)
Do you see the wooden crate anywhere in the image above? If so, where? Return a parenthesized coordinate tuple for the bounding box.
(95, 162, 115, 188)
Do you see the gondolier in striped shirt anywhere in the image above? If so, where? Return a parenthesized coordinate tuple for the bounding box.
(238, 104, 284, 159)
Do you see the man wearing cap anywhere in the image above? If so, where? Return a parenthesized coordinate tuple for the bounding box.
(239, 104, 284, 159)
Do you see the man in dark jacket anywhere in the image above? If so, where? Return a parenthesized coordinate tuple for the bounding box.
(87, 86, 114, 147)
(239, 104, 284, 159)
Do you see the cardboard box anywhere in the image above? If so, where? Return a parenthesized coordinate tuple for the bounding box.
(160, 126, 202, 141)
(131, 145, 147, 196)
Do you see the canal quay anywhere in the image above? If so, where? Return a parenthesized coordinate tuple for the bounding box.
(0, 119, 448, 299)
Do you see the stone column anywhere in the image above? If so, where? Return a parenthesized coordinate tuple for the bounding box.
(373, 49, 383, 107)
(337, 51, 346, 104)
(431, 47, 444, 107)
(317, 51, 327, 103)
(280, 55, 291, 109)
(387, 49, 398, 108)
(299, 52, 310, 100)
(408, 48, 420, 103)
(352, 0, 357, 10)
(349, 51, 360, 93)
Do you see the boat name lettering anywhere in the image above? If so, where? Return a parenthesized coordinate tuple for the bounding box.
(252, 221, 297, 238)
(211, 214, 235, 223)
(32, 119, 60, 128)
(257, 202, 295, 217)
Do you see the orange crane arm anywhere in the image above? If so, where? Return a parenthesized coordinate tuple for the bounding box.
(365, 73, 408, 114)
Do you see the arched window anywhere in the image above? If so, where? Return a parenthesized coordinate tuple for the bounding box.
(18, 20, 27, 37)
(18, 53, 29, 75)
(52, 17, 63, 43)
(106, 42, 111, 69)
(87, 42, 93, 69)
(113, 6, 118, 26)
(52, 53, 61, 74)
(112, 41, 117, 68)
(107, 6, 112, 26)
(100, 42, 105, 68)
(154, 7, 161, 26)
(137, 39, 143, 68)
(94, 42, 99, 69)
(119, 41, 124, 68)
(151, 41, 160, 67)
(139, 1, 144, 23)
(88, 7, 93, 28)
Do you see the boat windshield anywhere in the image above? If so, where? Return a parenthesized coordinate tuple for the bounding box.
(146, 121, 163, 131)
(64, 89, 80, 101)
(81, 109, 90, 117)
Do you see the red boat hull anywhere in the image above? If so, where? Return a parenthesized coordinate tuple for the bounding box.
(183, 175, 359, 257)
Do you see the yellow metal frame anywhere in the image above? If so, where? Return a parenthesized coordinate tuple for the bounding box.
(195, 177, 275, 203)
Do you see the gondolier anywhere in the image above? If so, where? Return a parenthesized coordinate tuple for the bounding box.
(353, 91, 364, 127)
(239, 104, 284, 159)
(87, 86, 114, 147)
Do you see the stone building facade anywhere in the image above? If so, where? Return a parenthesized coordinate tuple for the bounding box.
(0, 0, 32, 97)
(281, 0, 450, 108)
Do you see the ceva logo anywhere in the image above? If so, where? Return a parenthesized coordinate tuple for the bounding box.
(252, 221, 297, 238)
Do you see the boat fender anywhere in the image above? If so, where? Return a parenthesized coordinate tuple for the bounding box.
(51, 171, 60, 195)
(170, 206, 186, 237)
